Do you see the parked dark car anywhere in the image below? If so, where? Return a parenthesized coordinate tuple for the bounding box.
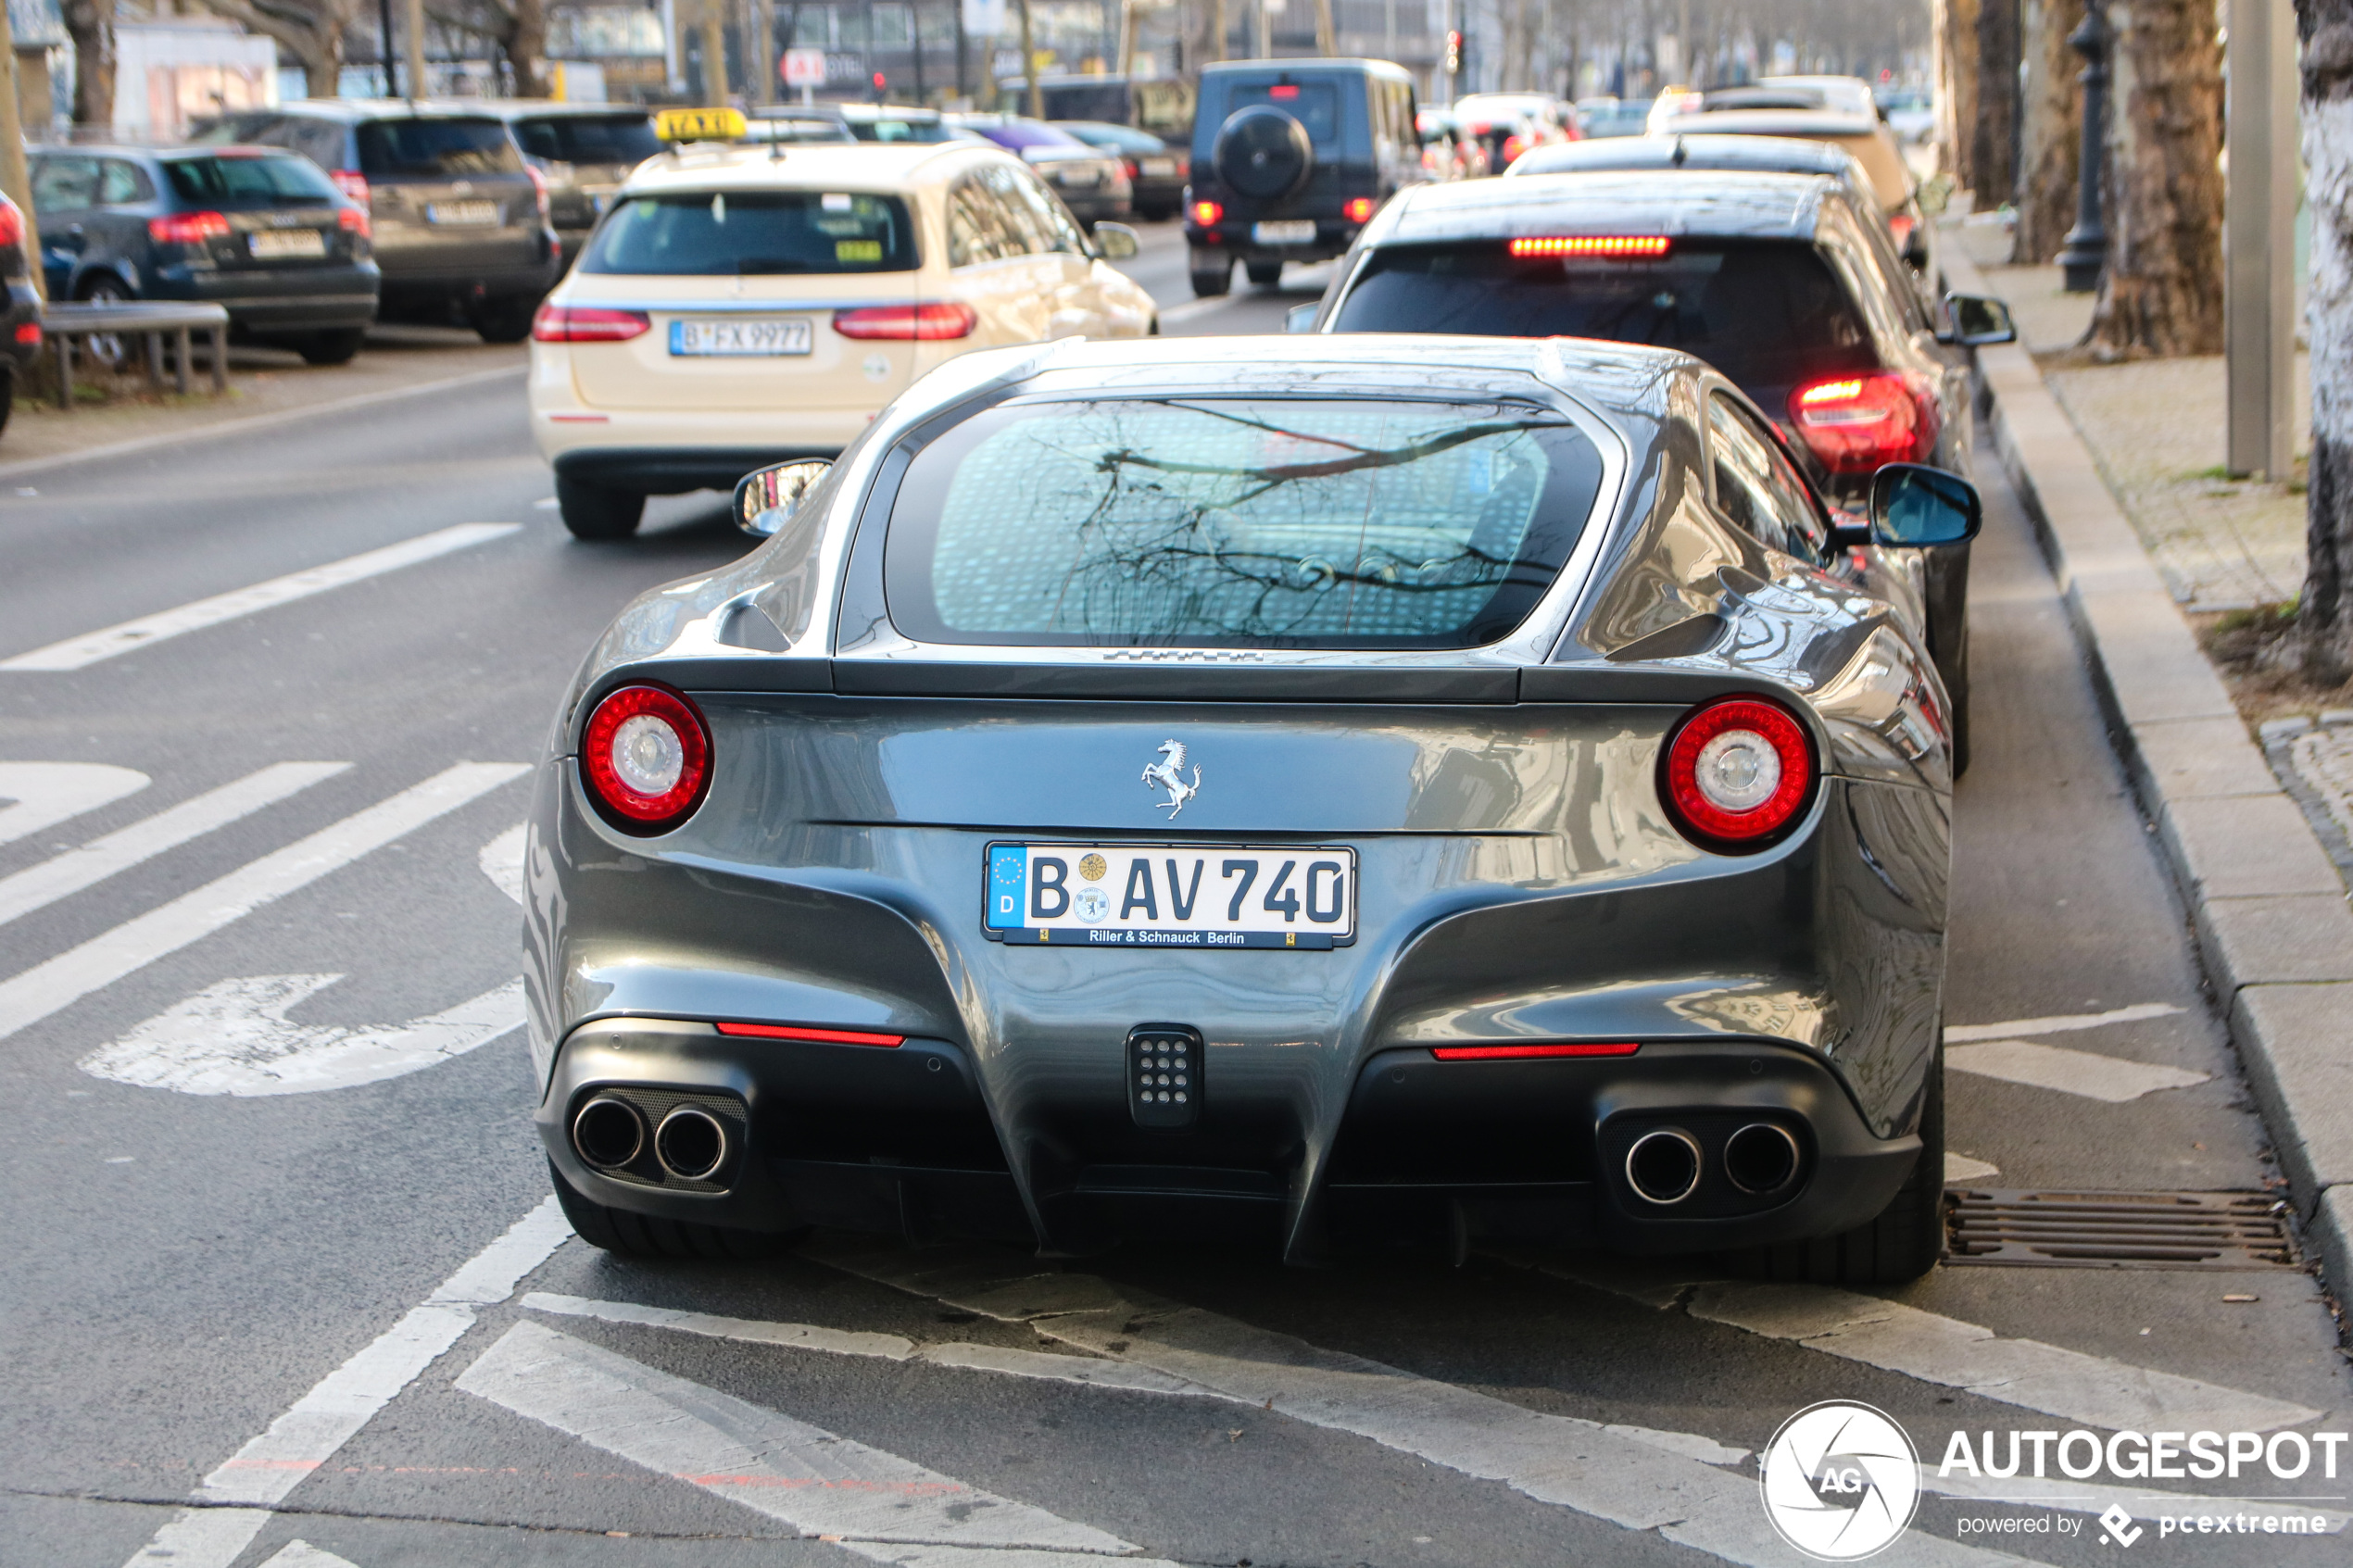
(486, 102, 662, 268)
(0, 190, 42, 433)
(1054, 120, 1186, 220)
(1184, 58, 1424, 296)
(1306, 169, 2017, 765)
(194, 101, 560, 342)
(27, 145, 377, 365)
(949, 115, 1132, 226)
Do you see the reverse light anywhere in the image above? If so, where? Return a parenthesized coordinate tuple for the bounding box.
(337, 205, 371, 240)
(1508, 234, 1670, 258)
(580, 684, 711, 833)
(1658, 696, 1817, 851)
(715, 1022, 906, 1047)
(1431, 1042, 1641, 1060)
(148, 210, 231, 245)
(1787, 371, 1939, 473)
(1343, 195, 1376, 223)
(532, 303, 650, 342)
(832, 301, 976, 340)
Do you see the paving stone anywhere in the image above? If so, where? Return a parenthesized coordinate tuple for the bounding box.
(2194, 894, 2353, 990)
(2132, 716, 2280, 802)
(2161, 796, 2347, 899)
(2228, 984, 2353, 1207)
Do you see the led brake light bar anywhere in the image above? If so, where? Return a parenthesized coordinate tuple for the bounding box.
(1508, 235, 1670, 258)
(1429, 1041, 1641, 1060)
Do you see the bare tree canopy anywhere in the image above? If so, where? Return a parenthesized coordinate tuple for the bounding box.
(196, 0, 360, 96)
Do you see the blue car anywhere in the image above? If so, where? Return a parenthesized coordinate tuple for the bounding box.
(29, 144, 380, 365)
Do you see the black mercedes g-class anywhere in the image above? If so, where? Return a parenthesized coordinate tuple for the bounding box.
(1183, 58, 1424, 297)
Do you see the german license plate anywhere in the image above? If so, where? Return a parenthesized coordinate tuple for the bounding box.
(669, 317, 813, 357)
(1057, 165, 1100, 186)
(427, 199, 499, 226)
(985, 843, 1356, 949)
(1252, 220, 1315, 245)
(248, 229, 326, 258)
(1139, 157, 1176, 176)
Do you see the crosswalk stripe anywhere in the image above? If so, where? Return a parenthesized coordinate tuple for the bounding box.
(0, 762, 527, 1043)
(0, 761, 148, 847)
(0, 762, 349, 929)
(0, 523, 521, 671)
(457, 1321, 1164, 1564)
(1947, 1038, 2210, 1101)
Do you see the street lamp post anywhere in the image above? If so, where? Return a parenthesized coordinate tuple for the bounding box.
(2057, 0, 2109, 293)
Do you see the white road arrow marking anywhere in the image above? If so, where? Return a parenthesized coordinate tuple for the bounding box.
(1946, 1039, 2210, 1101)
(260, 1543, 360, 1568)
(0, 761, 148, 847)
(1944, 1002, 2183, 1043)
(79, 972, 525, 1097)
(478, 822, 526, 906)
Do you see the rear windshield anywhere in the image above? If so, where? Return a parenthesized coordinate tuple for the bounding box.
(579, 191, 917, 275)
(1224, 82, 1340, 142)
(512, 114, 661, 166)
(884, 398, 1605, 649)
(846, 115, 959, 143)
(164, 153, 338, 205)
(357, 119, 521, 178)
(1331, 239, 1876, 391)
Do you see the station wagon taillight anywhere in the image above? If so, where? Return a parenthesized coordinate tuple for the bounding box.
(580, 684, 711, 834)
(337, 206, 371, 241)
(148, 210, 231, 245)
(1788, 371, 1939, 474)
(1507, 234, 1669, 258)
(1192, 200, 1222, 226)
(1659, 696, 1817, 852)
(0, 195, 21, 248)
(1343, 196, 1376, 223)
(832, 302, 976, 340)
(331, 169, 370, 206)
(532, 303, 650, 342)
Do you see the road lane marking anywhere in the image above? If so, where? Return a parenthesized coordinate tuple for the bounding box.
(80, 972, 524, 1096)
(1155, 295, 1243, 325)
(1945, 1152, 2002, 1183)
(121, 1197, 572, 1568)
(261, 1544, 360, 1568)
(1945, 1003, 2183, 1043)
(0, 762, 148, 847)
(0, 763, 349, 928)
(0, 762, 527, 1042)
(0, 523, 522, 671)
(478, 823, 526, 905)
(457, 1321, 1162, 1562)
(1510, 1255, 2320, 1434)
(1946, 1039, 2210, 1101)
(808, 1240, 2013, 1567)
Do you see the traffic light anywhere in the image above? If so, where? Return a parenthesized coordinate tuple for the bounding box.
(873, 70, 887, 91)
(1444, 30, 1462, 75)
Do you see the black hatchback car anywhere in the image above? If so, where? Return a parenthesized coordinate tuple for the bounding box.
(1183, 58, 1424, 296)
(29, 145, 378, 364)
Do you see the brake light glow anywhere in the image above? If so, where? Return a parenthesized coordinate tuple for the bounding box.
(1270, 84, 1300, 99)
(1658, 696, 1817, 851)
(1343, 195, 1376, 223)
(1430, 1042, 1641, 1060)
(832, 301, 976, 340)
(1787, 371, 1939, 473)
(1508, 234, 1670, 258)
(14, 322, 38, 346)
(148, 210, 232, 245)
(532, 303, 650, 342)
(1502, 133, 1529, 164)
(1122, 157, 1140, 180)
(580, 684, 711, 833)
(715, 1022, 906, 1047)
(526, 162, 551, 220)
(1888, 213, 1917, 248)
(331, 169, 371, 206)
(1192, 199, 1223, 226)
(337, 205, 371, 240)
(0, 195, 20, 249)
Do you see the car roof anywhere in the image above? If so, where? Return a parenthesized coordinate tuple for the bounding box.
(248, 97, 513, 122)
(31, 143, 306, 161)
(1654, 108, 1881, 139)
(1201, 57, 1415, 81)
(836, 102, 944, 119)
(476, 101, 653, 120)
(1508, 132, 1864, 179)
(1377, 169, 1832, 245)
(617, 139, 993, 194)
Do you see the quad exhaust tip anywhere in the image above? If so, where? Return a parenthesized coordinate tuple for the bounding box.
(1625, 1128, 1703, 1205)
(572, 1096, 646, 1170)
(1724, 1122, 1800, 1195)
(655, 1105, 729, 1182)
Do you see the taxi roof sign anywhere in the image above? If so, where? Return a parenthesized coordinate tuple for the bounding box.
(656, 107, 749, 143)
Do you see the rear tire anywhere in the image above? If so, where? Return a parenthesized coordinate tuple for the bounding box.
(297, 327, 366, 366)
(1189, 261, 1232, 297)
(1245, 259, 1283, 287)
(469, 295, 538, 344)
(549, 1160, 803, 1261)
(0, 365, 12, 438)
(1717, 1046, 1945, 1286)
(556, 477, 644, 540)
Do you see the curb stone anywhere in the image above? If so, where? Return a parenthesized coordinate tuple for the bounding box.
(1944, 244, 2353, 1296)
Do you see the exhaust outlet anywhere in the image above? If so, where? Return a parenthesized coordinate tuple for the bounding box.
(1724, 1123, 1800, 1195)
(573, 1096, 646, 1169)
(655, 1105, 729, 1182)
(1625, 1128, 1702, 1205)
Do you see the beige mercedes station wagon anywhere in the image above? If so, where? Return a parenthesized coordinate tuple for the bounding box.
(529, 139, 1157, 538)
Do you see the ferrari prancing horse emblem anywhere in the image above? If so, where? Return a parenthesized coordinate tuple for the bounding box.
(1141, 739, 1203, 819)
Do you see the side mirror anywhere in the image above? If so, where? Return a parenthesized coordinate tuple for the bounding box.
(1286, 302, 1320, 332)
(733, 458, 831, 538)
(1869, 462, 1982, 546)
(1941, 292, 2016, 346)
(1092, 220, 1140, 260)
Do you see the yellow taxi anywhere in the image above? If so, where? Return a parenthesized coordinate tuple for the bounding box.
(530, 119, 1157, 538)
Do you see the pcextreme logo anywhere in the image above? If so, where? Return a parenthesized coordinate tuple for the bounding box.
(1759, 1401, 1922, 1560)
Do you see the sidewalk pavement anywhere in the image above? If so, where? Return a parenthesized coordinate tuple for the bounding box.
(1944, 238, 2353, 1301)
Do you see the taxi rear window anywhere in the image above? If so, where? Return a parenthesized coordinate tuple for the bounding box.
(579, 191, 917, 274)
(883, 398, 1604, 649)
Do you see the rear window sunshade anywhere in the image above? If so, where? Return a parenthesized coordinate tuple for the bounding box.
(357, 119, 521, 178)
(165, 153, 338, 205)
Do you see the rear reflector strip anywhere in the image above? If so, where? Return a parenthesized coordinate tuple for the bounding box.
(1429, 1041, 1641, 1060)
(715, 1022, 905, 1047)
(1508, 235, 1670, 258)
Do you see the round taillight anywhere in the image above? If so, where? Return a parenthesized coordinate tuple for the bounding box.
(580, 684, 711, 833)
(1658, 696, 1816, 851)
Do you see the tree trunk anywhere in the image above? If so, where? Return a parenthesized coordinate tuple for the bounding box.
(1314, 0, 1335, 56)
(2014, 0, 2082, 260)
(1016, 0, 1038, 116)
(2291, 4, 2353, 674)
(1936, 0, 1982, 192)
(1974, 0, 2020, 197)
(2086, 0, 2224, 356)
(62, 0, 114, 128)
(504, 0, 549, 95)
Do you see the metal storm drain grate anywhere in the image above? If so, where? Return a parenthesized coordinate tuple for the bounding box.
(1944, 1187, 2296, 1270)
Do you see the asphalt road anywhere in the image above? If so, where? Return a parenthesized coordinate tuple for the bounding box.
(0, 220, 2346, 1568)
